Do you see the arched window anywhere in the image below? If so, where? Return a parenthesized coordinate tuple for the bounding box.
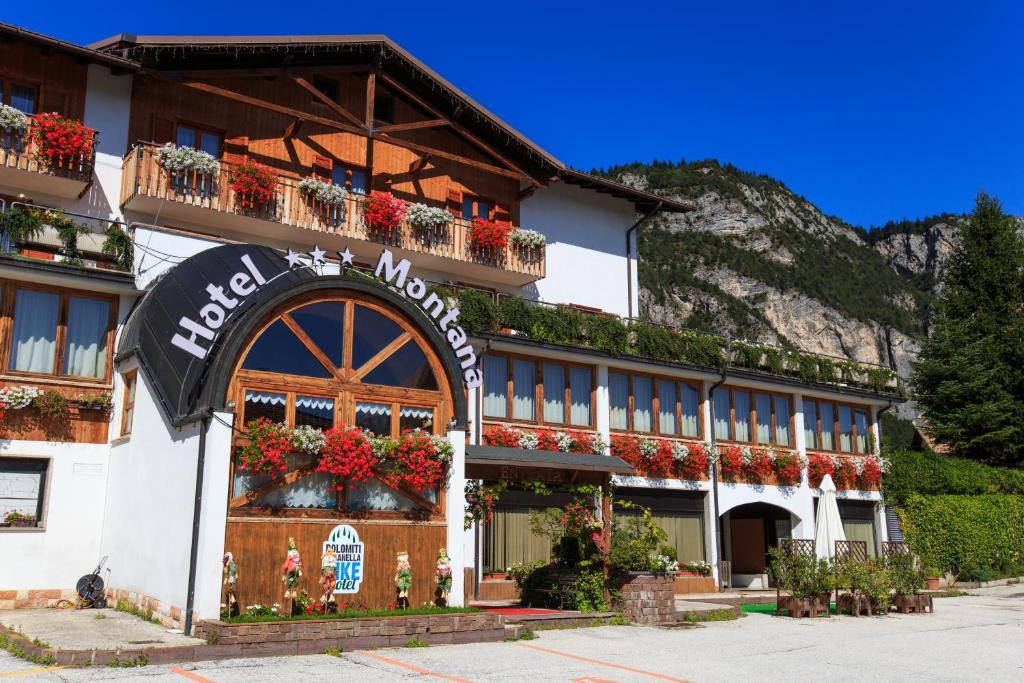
(227, 292, 453, 519)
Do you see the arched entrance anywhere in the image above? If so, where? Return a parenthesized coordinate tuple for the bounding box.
(722, 502, 800, 588)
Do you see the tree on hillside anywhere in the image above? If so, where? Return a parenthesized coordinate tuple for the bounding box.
(911, 192, 1024, 465)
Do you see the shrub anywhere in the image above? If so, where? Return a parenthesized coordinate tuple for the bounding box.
(32, 390, 68, 419)
(101, 224, 134, 271)
(1, 206, 45, 246)
(884, 450, 1024, 505)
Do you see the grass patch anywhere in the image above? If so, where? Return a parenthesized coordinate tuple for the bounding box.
(223, 605, 480, 624)
(682, 608, 738, 623)
(31, 637, 49, 648)
(115, 598, 161, 625)
(505, 628, 538, 641)
(740, 603, 779, 615)
(323, 646, 343, 657)
(530, 615, 628, 632)
(108, 654, 148, 668)
(405, 638, 429, 648)
(95, 613, 106, 620)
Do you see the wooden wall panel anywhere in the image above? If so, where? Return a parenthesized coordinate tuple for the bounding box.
(0, 41, 88, 120)
(225, 518, 447, 609)
(0, 380, 111, 443)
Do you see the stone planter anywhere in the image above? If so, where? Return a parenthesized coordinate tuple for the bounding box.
(617, 572, 677, 625)
(893, 594, 933, 614)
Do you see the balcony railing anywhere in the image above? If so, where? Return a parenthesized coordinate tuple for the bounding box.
(121, 143, 546, 283)
(0, 120, 97, 198)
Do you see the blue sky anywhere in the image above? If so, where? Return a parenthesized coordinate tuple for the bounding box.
(10, 1, 1022, 227)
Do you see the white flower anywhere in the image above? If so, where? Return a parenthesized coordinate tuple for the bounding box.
(556, 432, 574, 452)
(517, 431, 539, 450)
(298, 177, 349, 206)
(638, 437, 658, 457)
(510, 228, 546, 248)
(704, 442, 719, 464)
(670, 441, 690, 462)
(430, 434, 454, 465)
(0, 386, 40, 410)
(291, 425, 326, 456)
(406, 203, 453, 230)
(155, 143, 219, 176)
(0, 104, 28, 131)
(587, 434, 609, 455)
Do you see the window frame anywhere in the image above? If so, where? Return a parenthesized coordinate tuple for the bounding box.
(332, 160, 370, 195)
(608, 370, 704, 440)
(174, 121, 224, 158)
(0, 279, 117, 384)
(802, 397, 873, 455)
(120, 369, 137, 437)
(481, 352, 596, 429)
(461, 195, 495, 221)
(712, 386, 794, 448)
(0, 78, 38, 114)
(0, 456, 49, 531)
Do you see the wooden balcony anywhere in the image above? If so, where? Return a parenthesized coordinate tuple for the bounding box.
(0, 123, 96, 199)
(120, 143, 546, 286)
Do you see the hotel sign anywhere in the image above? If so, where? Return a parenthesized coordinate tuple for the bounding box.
(324, 524, 365, 594)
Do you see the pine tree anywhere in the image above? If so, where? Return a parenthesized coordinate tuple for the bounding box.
(911, 192, 1024, 465)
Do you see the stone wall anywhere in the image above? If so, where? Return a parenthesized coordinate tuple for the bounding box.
(618, 573, 677, 625)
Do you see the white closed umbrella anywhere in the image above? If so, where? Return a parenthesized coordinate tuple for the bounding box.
(814, 474, 846, 559)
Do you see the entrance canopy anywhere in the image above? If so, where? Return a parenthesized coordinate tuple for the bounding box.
(465, 445, 633, 486)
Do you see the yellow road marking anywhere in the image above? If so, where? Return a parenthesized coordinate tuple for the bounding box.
(0, 666, 64, 678)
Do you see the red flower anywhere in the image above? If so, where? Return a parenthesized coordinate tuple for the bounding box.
(534, 429, 561, 452)
(483, 424, 520, 448)
(362, 191, 406, 234)
(646, 440, 675, 478)
(718, 446, 744, 480)
(388, 430, 446, 492)
(229, 160, 277, 209)
(832, 455, 857, 489)
(807, 452, 835, 487)
(27, 113, 95, 170)
(237, 418, 294, 478)
(773, 451, 803, 486)
(469, 218, 511, 252)
(743, 448, 775, 482)
(859, 457, 882, 489)
(318, 426, 377, 489)
(676, 442, 709, 480)
(565, 430, 600, 455)
(610, 434, 645, 472)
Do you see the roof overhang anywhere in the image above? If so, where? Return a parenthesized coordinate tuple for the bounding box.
(0, 23, 139, 71)
(465, 444, 633, 485)
(559, 168, 694, 213)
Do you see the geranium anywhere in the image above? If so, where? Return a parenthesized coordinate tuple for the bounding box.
(858, 456, 883, 489)
(773, 450, 803, 486)
(0, 386, 41, 410)
(298, 177, 348, 206)
(483, 424, 521, 448)
(156, 143, 219, 176)
(230, 159, 277, 209)
(646, 440, 676, 478)
(406, 203, 452, 232)
(291, 425, 326, 456)
(718, 446, 745, 480)
(469, 218, 511, 252)
(510, 228, 546, 248)
(28, 113, 95, 169)
(237, 418, 294, 478)
(673, 441, 710, 480)
(832, 455, 857, 489)
(565, 430, 606, 455)
(534, 429, 561, 452)
(807, 452, 835, 487)
(464, 480, 507, 528)
(561, 501, 600, 535)
(318, 426, 377, 488)
(388, 429, 448, 492)
(362, 191, 406, 234)
(0, 103, 28, 131)
(610, 434, 645, 472)
(743, 447, 775, 482)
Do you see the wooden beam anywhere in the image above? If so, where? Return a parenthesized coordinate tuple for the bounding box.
(378, 73, 540, 185)
(409, 154, 431, 173)
(375, 119, 450, 133)
(365, 71, 376, 126)
(375, 133, 527, 181)
(228, 462, 317, 509)
(163, 64, 369, 80)
(283, 118, 303, 140)
(291, 75, 366, 129)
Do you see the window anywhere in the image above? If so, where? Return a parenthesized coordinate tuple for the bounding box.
(0, 457, 47, 529)
(120, 371, 137, 437)
(332, 163, 369, 195)
(461, 196, 493, 221)
(3, 285, 113, 381)
(803, 399, 873, 454)
(710, 387, 792, 447)
(609, 371, 702, 438)
(482, 354, 593, 427)
(176, 124, 222, 157)
(0, 80, 36, 114)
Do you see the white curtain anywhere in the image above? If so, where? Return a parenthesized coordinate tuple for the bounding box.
(658, 380, 677, 434)
(245, 391, 286, 405)
(734, 390, 751, 442)
(400, 406, 432, 419)
(838, 405, 853, 452)
(543, 362, 566, 423)
(755, 393, 772, 444)
(712, 387, 730, 440)
(511, 359, 535, 420)
(633, 376, 653, 432)
(296, 396, 334, 411)
(482, 356, 508, 418)
(609, 373, 629, 430)
(681, 384, 699, 437)
(855, 410, 869, 453)
(803, 400, 818, 449)
(9, 290, 59, 373)
(775, 396, 791, 446)
(820, 402, 835, 450)
(356, 402, 390, 415)
(569, 367, 591, 426)
(64, 297, 110, 378)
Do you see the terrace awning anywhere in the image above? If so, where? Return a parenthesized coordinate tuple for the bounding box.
(464, 445, 633, 486)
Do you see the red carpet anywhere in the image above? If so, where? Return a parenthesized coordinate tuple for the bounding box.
(478, 606, 564, 615)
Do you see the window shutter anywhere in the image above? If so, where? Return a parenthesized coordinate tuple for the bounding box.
(494, 203, 512, 226)
(446, 188, 462, 216)
(222, 135, 249, 165)
(151, 116, 175, 145)
(312, 155, 332, 180)
(40, 87, 68, 116)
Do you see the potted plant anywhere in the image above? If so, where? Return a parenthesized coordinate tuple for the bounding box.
(361, 191, 406, 240)
(237, 418, 294, 478)
(229, 159, 278, 210)
(672, 441, 710, 481)
(0, 103, 28, 132)
(510, 228, 546, 261)
(156, 143, 219, 176)
(28, 112, 95, 170)
(4, 511, 37, 528)
(468, 218, 511, 258)
(386, 429, 452, 492)
(298, 176, 349, 207)
(807, 452, 835, 487)
(773, 450, 803, 486)
(71, 393, 113, 412)
(317, 425, 378, 489)
(924, 566, 942, 591)
(406, 203, 452, 242)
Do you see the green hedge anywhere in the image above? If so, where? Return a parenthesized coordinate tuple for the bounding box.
(884, 450, 1024, 505)
(446, 288, 901, 395)
(897, 494, 1024, 575)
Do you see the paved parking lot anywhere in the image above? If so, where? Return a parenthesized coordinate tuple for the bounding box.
(2, 585, 1022, 682)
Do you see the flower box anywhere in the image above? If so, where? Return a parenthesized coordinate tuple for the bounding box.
(779, 594, 830, 618)
(837, 592, 876, 617)
(893, 594, 933, 614)
(926, 576, 941, 590)
(483, 572, 508, 581)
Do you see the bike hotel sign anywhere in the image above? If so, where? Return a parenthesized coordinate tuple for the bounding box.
(324, 524, 365, 593)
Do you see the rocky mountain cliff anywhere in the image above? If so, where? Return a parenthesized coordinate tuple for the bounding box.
(595, 160, 966, 415)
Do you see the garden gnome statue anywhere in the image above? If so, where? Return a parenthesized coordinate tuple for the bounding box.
(222, 552, 238, 616)
(395, 551, 412, 608)
(435, 548, 452, 606)
(281, 537, 302, 599)
(320, 547, 337, 606)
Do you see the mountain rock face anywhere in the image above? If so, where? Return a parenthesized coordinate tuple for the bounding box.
(602, 161, 964, 417)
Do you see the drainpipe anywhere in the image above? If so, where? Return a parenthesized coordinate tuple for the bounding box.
(707, 371, 728, 575)
(183, 412, 211, 636)
(625, 202, 662, 320)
